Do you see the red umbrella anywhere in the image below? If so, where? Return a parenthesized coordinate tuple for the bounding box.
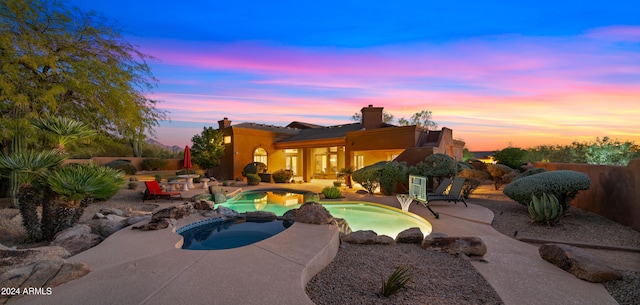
(183, 145, 192, 172)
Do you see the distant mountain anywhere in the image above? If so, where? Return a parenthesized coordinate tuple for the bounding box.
(146, 139, 181, 152)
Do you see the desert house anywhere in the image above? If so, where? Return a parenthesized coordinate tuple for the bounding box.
(215, 105, 465, 182)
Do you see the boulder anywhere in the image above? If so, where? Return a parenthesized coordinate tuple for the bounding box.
(294, 202, 333, 225)
(84, 218, 127, 238)
(422, 236, 487, 257)
(342, 230, 395, 245)
(151, 203, 193, 221)
(193, 200, 215, 210)
(330, 217, 352, 235)
(0, 246, 71, 274)
(244, 211, 277, 222)
(99, 208, 128, 217)
(105, 214, 129, 223)
(0, 259, 89, 304)
(191, 193, 212, 202)
(216, 206, 239, 218)
(126, 215, 152, 226)
(213, 192, 227, 204)
(131, 218, 176, 231)
(50, 224, 102, 255)
(396, 227, 424, 244)
(539, 244, 622, 283)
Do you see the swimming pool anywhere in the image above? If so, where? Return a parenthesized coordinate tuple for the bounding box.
(221, 190, 432, 238)
(177, 218, 288, 250)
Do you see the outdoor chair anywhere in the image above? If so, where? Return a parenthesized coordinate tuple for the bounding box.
(143, 180, 183, 203)
(424, 177, 468, 207)
(428, 177, 452, 196)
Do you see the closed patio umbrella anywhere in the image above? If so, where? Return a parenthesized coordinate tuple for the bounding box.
(183, 145, 192, 173)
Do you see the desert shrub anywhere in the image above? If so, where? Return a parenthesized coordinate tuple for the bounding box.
(458, 168, 490, 181)
(245, 173, 261, 185)
(461, 178, 482, 199)
(175, 169, 188, 175)
(410, 153, 459, 179)
(513, 168, 547, 181)
(242, 162, 267, 176)
(352, 161, 386, 194)
(127, 182, 138, 190)
(272, 169, 293, 183)
(304, 192, 320, 203)
(141, 158, 168, 171)
(105, 159, 137, 175)
(503, 170, 591, 212)
(486, 164, 517, 190)
(322, 186, 342, 199)
(494, 147, 527, 169)
(379, 161, 408, 195)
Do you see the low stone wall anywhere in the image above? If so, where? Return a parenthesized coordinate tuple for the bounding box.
(65, 157, 184, 171)
(534, 159, 640, 231)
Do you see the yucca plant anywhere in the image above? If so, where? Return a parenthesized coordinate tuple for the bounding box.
(381, 265, 414, 297)
(528, 193, 563, 225)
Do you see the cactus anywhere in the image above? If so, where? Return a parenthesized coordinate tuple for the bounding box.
(528, 193, 563, 225)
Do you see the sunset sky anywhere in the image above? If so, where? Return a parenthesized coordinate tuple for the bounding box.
(68, 1, 639, 151)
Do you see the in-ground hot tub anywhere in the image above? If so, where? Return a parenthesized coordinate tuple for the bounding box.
(176, 217, 289, 250)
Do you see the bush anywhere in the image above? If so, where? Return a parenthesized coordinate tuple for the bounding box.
(272, 169, 293, 183)
(487, 164, 517, 190)
(503, 170, 591, 212)
(245, 173, 261, 185)
(352, 161, 386, 194)
(141, 158, 168, 171)
(242, 162, 267, 176)
(494, 147, 527, 169)
(410, 153, 459, 179)
(513, 168, 547, 181)
(127, 182, 138, 190)
(379, 161, 408, 195)
(322, 186, 342, 199)
(105, 160, 137, 175)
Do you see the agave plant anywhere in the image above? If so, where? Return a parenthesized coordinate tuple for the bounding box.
(381, 265, 414, 297)
(528, 193, 563, 225)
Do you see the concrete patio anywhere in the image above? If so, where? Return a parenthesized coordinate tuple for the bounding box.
(12, 181, 619, 305)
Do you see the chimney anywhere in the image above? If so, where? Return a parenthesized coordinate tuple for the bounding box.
(218, 117, 231, 129)
(361, 105, 383, 129)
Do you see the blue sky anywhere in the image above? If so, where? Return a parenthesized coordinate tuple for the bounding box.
(68, 0, 640, 150)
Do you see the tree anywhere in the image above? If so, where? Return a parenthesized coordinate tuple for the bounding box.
(398, 110, 438, 130)
(191, 127, 225, 175)
(0, 0, 166, 155)
(493, 147, 527, 169)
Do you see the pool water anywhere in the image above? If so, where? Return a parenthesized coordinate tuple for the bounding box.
(178, 218, 288, 250)
(221, 190, 432, 238)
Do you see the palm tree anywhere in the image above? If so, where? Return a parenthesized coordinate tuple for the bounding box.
(31, 115, 96, 153)
(0, 150, 66, 240)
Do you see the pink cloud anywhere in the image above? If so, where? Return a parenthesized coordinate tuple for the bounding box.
(585, 25, 640, 42)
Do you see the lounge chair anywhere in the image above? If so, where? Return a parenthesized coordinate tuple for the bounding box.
(426, 177, 468, 207)
(143, 181, 183, 203)
(428, 177, 451, 196)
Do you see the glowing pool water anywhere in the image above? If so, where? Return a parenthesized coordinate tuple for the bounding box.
(220, 190, 432, 238)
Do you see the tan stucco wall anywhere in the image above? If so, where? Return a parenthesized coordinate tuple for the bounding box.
(535, 159, 640, 231)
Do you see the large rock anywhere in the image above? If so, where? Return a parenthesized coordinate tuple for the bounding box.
(342, 230, 395, 245)
(422, 236, 487, 257)
(193, 200, 215, 210)
(0, 246, 70, 274)
(294, 202, 333, 225)
(213, 192, 227, 204)
(126, 215, 152, 226)
(0, 259, 89, 304)
(396, 227, 424, 244)
(50, 224, 102, 255)
(99, 208, 129, 217)
(244, 211, 277, 222)
(84, 218, 128, 238)
(131, 218, 176, 231)
(151, 203, 193, 221)
(330, 217, 352, 235)
(539, 244, 623, 283)
(216, 206, 239, 218)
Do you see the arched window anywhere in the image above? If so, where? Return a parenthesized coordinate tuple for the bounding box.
(253, 147, 267, 165)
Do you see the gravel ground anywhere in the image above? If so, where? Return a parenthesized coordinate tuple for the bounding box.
(307, 185, 640, 305)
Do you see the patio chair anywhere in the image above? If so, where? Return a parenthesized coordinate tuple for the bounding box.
(143, 181, 183, 203)
(424, 177, 468, 207)
(428, 177, 452, 196)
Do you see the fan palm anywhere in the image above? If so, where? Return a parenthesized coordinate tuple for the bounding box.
(0, 150, 66, 240)
(31, 115, 96, 152)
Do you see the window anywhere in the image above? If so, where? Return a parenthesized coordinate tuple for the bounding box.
(354, 155, 364, 170)
(253, 147, 267, 165)
(224, 136, 231, 144)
